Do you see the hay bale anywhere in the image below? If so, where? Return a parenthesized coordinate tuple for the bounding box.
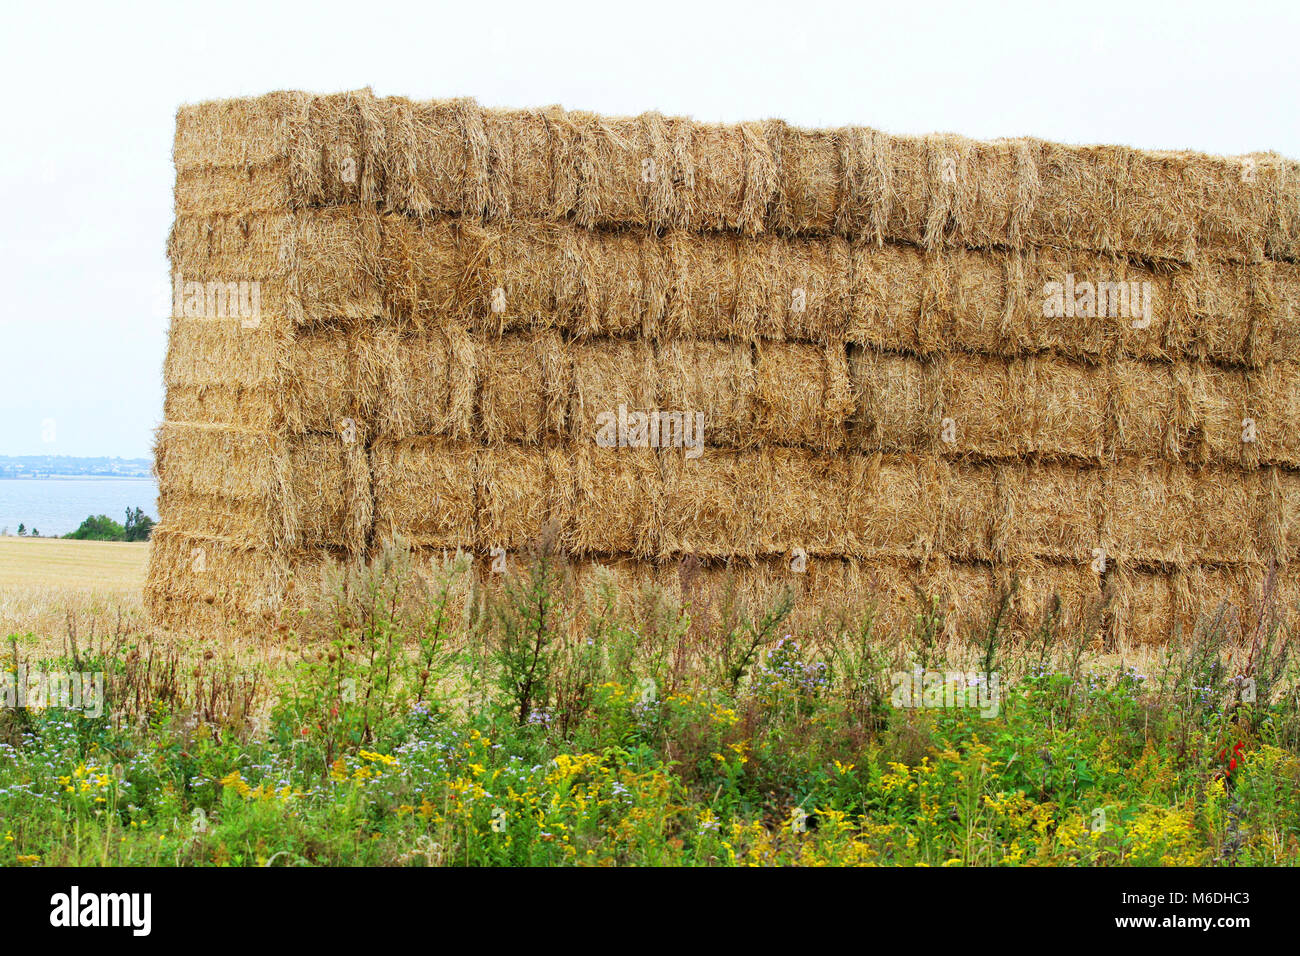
(846, 242, 925, 353)
(1107, 360, 1187, 462)
(154, 423, 295, 547)
(370, 438, 478, 550)
(173, 91, 311, 172)
(378, 97, 475, 214)
(655, 340, 754, 449)
(291, 432, 371, 555)
(1246, 362, 1300, 468)
(735, 236, 851, 342)
(842, 454, 940, 561)
(144, 529, 295, 628)
(649, 555, 847, 638)
(371, 325, 477, 441)
(750, 448, 847, 557)
(1103, 462, 1264, 567)
(752, 342, 853, 450)
(834, 126, 895, 243)
(1117, 564, 1267, 646)
(161, 317, 286, 429)
(1102, 462, 1196, 568)
(920, 135, 980, 251)
(286, 329, 369, 436)
(1185, 363, 1254, 467)
(842, 558, 942, 640)
(996, 463, 1103, 563)
(1005, 248, 1114, 360)
(1110, 567, 1183, 646)
(939, 461, 1000, 563)
(1256, 263, 1300, 364)
(1024, 356, 1107, 462)
(999, 559, 1102, 642)
(935, 353, 1024, 460)
(847, 348, 936, 453)
(1172, 259, 1256, 366)
(378, 215, 470, 333)
(658, 449, 758, 559)
(365, 327, 453, 437)
(1265, 468, 1300, 564)
(549, 112, 648, 229)
(565, 444, 662, 557)
(478, 445, 569, 552)
(1187, 564, 1268, 637)
(467, 220, 568, 334)
(692, 123, 750, 233)
(1271, 563, 1300, 629)
(1026, 145, 1136, 258)
(172, 164, 295, 217)
(922, 556, 993, 641)
(163, 385, 281, 433)
(946, 247, 1013, 356)
(186, 91, 1300, 264)
(664, 231, 739, 340)
(154, 425, 365, 554)
(573, 229, 654, 338)
(168, 208, 382, 328)
(293, 90, 387, 207)
(476, 332, 569, 444)
(568, 339, 657, 443)
(773, 126, 839, 235)
(163, 319, 361, 436)
(381, 217, 567, 335)
(479, 108, 555, 221)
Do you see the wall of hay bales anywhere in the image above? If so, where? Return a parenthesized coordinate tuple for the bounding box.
(148, 88, 1300, 642)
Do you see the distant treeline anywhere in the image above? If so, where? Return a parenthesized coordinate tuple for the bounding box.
(62, 508, 155, 542)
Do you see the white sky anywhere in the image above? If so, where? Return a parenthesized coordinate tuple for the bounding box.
(1, 0, 1296, 459)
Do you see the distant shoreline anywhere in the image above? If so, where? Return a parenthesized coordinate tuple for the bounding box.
(0, 475, 153, 481)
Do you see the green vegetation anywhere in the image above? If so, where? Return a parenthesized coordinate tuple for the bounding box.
(1, 539, 1297, 866)
(63, 507, 154, 542)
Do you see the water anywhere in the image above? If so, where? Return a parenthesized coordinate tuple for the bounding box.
(0, 479, 159, 537)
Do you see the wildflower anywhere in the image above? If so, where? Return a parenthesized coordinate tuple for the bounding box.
(219, 770, 251, 798)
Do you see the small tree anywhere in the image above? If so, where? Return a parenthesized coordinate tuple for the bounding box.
(490, 524, 572, 725)
(124, 507, 155, 542)
(16, 524, 24, 536)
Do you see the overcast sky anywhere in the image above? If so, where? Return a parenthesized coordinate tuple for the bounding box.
(2, 0, 1296, 459)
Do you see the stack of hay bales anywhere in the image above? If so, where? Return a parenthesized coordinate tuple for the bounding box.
(148, 88, 1300, 644)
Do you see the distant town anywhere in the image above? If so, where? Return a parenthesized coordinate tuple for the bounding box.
(0, 455, 152, 479)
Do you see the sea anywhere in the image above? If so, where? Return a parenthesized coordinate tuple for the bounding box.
(0, 478, 159, 538)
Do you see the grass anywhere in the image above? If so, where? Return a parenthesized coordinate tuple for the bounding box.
(0, 536, 1297, 867)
